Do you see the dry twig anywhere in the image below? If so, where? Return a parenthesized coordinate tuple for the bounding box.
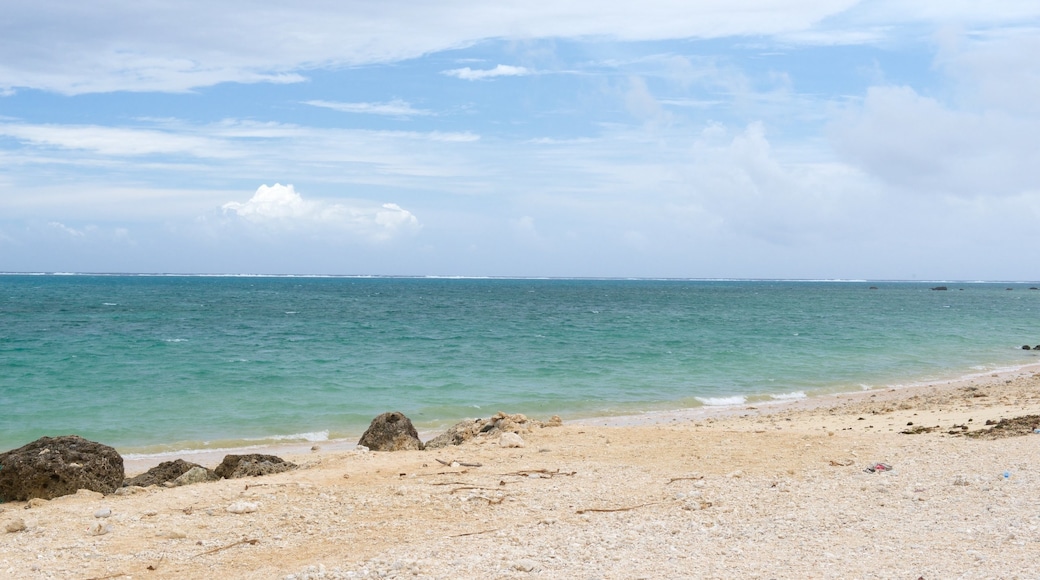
(450, 528, 500, 538)
(576, 501, 662, 514)
(666, 476, 704, 484)
(193, 539, 259, 558)
(435, 458, 483, 467)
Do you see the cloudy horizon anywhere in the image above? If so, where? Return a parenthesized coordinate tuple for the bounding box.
(2, 2, 1038, 279)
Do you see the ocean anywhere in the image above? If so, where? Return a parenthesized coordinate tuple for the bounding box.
(1, 275, 1037, 457)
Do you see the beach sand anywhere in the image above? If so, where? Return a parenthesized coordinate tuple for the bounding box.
(3, 365, 1040, 579)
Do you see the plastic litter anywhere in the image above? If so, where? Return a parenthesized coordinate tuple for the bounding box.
(864, 462, 892, 473)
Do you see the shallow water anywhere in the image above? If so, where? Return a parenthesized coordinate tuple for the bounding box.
(1, 275, 1037, 454)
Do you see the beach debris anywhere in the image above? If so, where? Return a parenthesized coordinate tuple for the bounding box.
(864, 463, 892, 473)
(124, 459, 218, 488)
(963, 415, 1040, 439)
(4, 517, 27, 533)
(94, 507, 112, 518)
(828, 459, 855, 467)
(499, 432, 526, 448)
(214, 454, 297, 479)
(358, 411, 424, 451)
(0, 435, 124, 501)
(226, 500, 259, 514)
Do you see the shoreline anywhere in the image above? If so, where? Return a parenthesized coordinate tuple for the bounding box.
(4, 361, 1040, 578)
(121, 359, 1040, 476)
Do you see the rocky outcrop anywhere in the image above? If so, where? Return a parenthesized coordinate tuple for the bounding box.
(0, 435, 124, 501)
(358, 412, 424, 451)
(425, 412, 562, 449)
(124, 459, 218, 487)
(214, 454, 297, 479)
(930, 286, 948, 291)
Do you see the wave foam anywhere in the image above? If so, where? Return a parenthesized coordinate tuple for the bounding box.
(696, 395, 747, 406)
(769, 391, 807, 401)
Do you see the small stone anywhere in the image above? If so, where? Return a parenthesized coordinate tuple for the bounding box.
(513, 559, 539, 572)
(159, 528, 187, 539)
(499, 432, 526, 448)
(89, 522, 112, 536)
(4, 518, 27, 533)
(27, 498, 49, 509)
(170, 466, 219, 487)
(226, 501, 259, 514)
(94, 507, 112, 518)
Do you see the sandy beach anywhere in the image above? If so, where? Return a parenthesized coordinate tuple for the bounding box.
(3, 365, 1040, 579)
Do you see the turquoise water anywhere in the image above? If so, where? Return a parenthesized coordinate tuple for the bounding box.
(1, 275, 1038, 454)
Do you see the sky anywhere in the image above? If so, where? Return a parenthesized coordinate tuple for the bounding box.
(1, 1, 1038, 279)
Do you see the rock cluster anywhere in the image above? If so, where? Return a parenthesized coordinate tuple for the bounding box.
(425, 411, 562, 449)
(0, 435, 124, 501)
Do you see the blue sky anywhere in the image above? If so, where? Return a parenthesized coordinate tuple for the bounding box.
(1, 1, 1038, 278)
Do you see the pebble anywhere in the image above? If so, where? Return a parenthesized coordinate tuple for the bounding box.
(89, 523, 112, 536)
(500, 432, 526, 448)
(226, 501, 260, 514)
(94, 507, 112, 518)
(4, 518, 27, 533)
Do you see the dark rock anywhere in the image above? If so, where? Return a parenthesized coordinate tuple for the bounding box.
(358, 412, 424, 451)
(124, 459, 217, 487)
(930, 286, 948, 291)
(1025, 345, 1033, 350)
(0, 435, 124, 501)
(214, 454, 296, 479)
(868, 286, 878, 290)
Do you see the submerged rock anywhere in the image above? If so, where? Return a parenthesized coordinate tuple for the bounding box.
(214, 454, 297, 479)
(358, 412, 424, 451)
(124, 459, 218, 488)
(0, 435, 124, 501)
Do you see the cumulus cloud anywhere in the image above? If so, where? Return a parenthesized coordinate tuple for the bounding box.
(304, 99, 432, 117)
(221, 184, 420, 242)
(442, 64, 531, 80)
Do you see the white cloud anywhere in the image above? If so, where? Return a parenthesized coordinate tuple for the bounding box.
(828, 85, 1040, 197)
(1, 0, 871, 94)
(443, 64, 531, 81)
(221, 184, 420, 242)
(0, 123, 241, 158)
(304, 99, 432, 117)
